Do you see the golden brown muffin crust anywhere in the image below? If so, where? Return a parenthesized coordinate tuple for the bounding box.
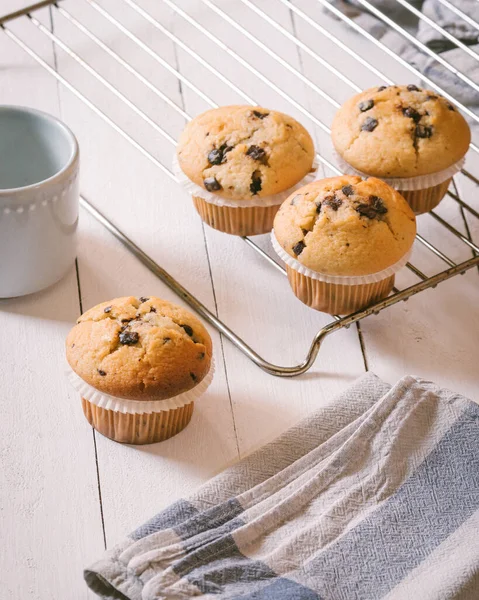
(177, 105, 315, 200)
(331, 85, 471, 178)
(66, 296, 212, 400)
(274, 175, 416, 276)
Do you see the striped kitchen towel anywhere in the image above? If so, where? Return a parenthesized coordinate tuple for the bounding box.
(85, 373, 479, 599)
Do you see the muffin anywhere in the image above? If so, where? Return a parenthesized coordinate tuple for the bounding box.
(331, 85, 471, 214)
(272, 175, 416, 314)
(66, 296, 213, 445)
(175, 105, 316, 235)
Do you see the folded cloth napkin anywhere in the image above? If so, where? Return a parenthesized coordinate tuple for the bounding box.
(85, 373, 479, 599)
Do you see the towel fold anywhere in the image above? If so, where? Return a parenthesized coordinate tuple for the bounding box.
(85, 373, 479, 599)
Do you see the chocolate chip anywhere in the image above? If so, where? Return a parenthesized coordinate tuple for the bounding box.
(150, 306, 157, 313)
(206, 132, 209, 136)
(377, 86, 387, 91)
(323, 193, 342, 211)
(71, 343, 75, 348)
(427, 95, 438, 100)
(98, 369, 107, 376)
(104, 306, 112, 313)
(356, 204, 378, 219)
(181, 324, 194, 337)
(416, 125, 433, 138)
(250, 171, 262, 195)
(290, 195, 301, 206)
(190, 372, 197, 382)
(369, 195, 388, 214)
(198, 352, 205, 360)
(119, 330, 139, 345)
(207, 143, 232, 165)
(407, 84, 420, 91)
(342, 185, 354, 197)
(252, 110, 269, 119)
(447, 103, 455, 111)
(356, 195, 388, 219)
(402, 107, 421, 123)
(207, 148, 222, 165)
(139, 297, 149, 303)
(121, 318, 133, 323)
(359, 99, 374, 112)
(292, 241, 306, 256)
(204, 177, 222, 192)
(315, 201, 322, 214)
(361, 117, 378, 132)
(246, 145, 267, 163)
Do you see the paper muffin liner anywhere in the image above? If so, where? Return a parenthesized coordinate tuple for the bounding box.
(334, 151, 465, 191)
(399, 179, 452, 214)
(67, 357, 215, 415)
(271, 231, 412, 285)
(81, 399, 195, 445)
(192, 196, 280, 236)
(173, 153, 319, 208)
(286, 268, 395, 315)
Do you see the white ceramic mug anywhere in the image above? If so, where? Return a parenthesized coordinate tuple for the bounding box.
(0, 106, 79, 298)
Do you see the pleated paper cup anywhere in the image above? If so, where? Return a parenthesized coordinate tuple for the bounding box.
(334, 152, 465, 215)
(81, 400, 195, 445)
(192, 197, 281, 236)
(174, 154, 318, 236)
(272, 233, 410, 315)
(68, 359, 214, 445)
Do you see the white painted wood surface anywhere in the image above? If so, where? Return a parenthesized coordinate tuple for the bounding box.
(0, 1, 477, 597)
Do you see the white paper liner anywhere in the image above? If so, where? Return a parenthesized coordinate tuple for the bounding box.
(173, 153, 319, 208)
(333, 151, 465, 191)
(271, 231, 412, 285)
(67, 357, 215, 415)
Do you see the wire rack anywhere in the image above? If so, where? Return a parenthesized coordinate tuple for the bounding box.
(1, 0, 478, 376)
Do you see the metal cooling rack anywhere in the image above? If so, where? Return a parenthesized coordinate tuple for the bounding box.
(2, 0, 478, 376)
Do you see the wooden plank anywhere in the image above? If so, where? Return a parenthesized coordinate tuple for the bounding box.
(0, 4, 104, 597)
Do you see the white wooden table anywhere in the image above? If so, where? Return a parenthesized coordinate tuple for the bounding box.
(0, 1, 478, 597)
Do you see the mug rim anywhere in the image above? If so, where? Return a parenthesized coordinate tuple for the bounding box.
(0, 105, 79, 197)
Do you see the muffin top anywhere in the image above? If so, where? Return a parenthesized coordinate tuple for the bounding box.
(177, 105, 315, 201)
(66, 296, 212, 401)
(273, 175, 416, 276)
(331, 85, 471, 178)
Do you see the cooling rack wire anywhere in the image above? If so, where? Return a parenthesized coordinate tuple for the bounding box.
(1, 0, 478, 375)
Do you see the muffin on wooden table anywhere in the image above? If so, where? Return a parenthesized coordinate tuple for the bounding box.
(272, 175, 416, 315)
(66, 296, 213, 445)
(175, 105, 316, 236)
(331, 85, 470, 214)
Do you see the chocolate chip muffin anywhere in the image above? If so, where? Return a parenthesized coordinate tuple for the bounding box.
(273, 175, 416, 314)
(176, 105, 315, 235)
(66, 296, 213, 444)
(331, 85, 471, 213)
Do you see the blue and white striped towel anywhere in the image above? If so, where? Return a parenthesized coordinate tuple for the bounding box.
(85, 373, 479, 599)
